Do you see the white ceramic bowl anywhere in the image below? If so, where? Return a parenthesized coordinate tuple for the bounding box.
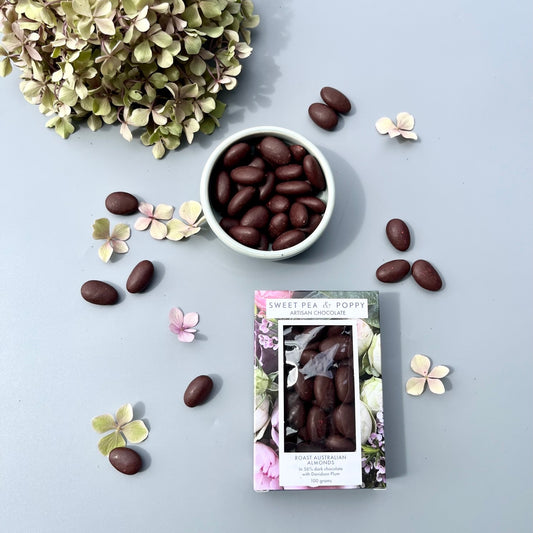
(200, 126, 335, 260)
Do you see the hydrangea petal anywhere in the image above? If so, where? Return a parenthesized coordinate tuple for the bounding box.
(406, 377, 426, 396)
(98, 431, 125, 456)
(166, 218, 187, 241)
(121, 419, 149, 443)
(183, 226, 201, 238)
(169, 307, 184, 327)
(134, 216, 152, 231)
(92, 218, 110, 239)
(169, 323, 182, 335)
(111, 223, 131, 241)
(428, 365, 450, 379)
(427, 378, 445, 394)
(91, 413, 116, 433)
(95, 17, 115, 36)
(153, 203, 174, 220)
(388, 129, 402, 138)
(400, 130, 418, 140)
(115, 403, 133, 426)
(149, 219, 168, 239)
(110, 240, 129, 254)
(177, 329, 196, 342)
(182, 312, 199, 329)
(411, 354, 431, 376)
(138, 202, 154, 217)
(179, 200, 202, 225)
(98, 241, 113, 263)
(375, 117, 395, 134)
(396, 112, 414, 131)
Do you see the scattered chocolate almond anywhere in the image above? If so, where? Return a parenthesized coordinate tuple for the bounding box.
(109, 447, 142, 475)
(126, 260, 154, 293)
(412, 260, 443, 291)
(376, 259, 411, 283)
(308, 102, 338, 130)
(184, 375, 214, 407)
(105, 192, 139, 215)
(81, 280, 118, 305)
(386, 218, 411, 251)
(320, 87, 351, 114)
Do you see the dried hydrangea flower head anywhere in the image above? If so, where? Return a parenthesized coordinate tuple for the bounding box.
(166, 200, 205, 240)
(376, 112, 418, 140)
(406, 354, 449, 395)
(92, 218, 130, 262)
(0, 0, 259, 158)
(92, 403, 149, 456)
(169, 307, 199, 342)
(134, 202, 174, 239)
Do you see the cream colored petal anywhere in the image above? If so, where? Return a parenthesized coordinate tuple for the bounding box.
(134, 216, 151, 231)
(406, 377, 426, 396)
(98, 241, 113, 263)
(150, 219, 168, 239)
(396, 112, 414, 131)
(115, 403, 133, 426)
(178, 200, 202, 225)
(388, 128, 402, 138)
(410, 354, 431, 376)
(110, 240, 129, 254)
(138, 202, 154, 217)
(153, 203, 174, 220)
(183, 226, 201, 238)
(427, 378, 446, 394)
(400, 130, 418, 140)
(111, 223, 130, 241)
(165, 219, 186, 241)
(428, 365, 450, 379)
(375, 116, 395, 134)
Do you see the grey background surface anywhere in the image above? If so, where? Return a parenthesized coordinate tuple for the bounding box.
(1, 0, 532, 531)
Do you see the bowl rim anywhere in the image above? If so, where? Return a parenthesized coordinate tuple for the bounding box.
(200, 125, 335, 260)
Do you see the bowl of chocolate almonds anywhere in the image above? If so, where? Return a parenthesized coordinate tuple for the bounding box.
(200, 126, 335, 260)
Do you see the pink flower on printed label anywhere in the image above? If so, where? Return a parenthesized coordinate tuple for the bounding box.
(255, 290, 293, 313)
(254, 442, 280, 491)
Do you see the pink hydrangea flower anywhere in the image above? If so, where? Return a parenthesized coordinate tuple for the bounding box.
(254, 442, 280, 491)
(169, 307, 199, 343)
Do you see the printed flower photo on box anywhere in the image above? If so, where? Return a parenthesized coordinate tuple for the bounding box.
(253, 290, 385, 491)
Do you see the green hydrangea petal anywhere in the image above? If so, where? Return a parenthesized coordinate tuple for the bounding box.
(98, 431, 126, 456)
(121, 420, 149, 443)
(91, 413, 116, 433)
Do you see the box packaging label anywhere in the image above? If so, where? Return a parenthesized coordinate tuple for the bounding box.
(254, 291, 385, 491)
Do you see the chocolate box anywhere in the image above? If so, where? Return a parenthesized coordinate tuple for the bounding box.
(253, 291, 385, 491)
